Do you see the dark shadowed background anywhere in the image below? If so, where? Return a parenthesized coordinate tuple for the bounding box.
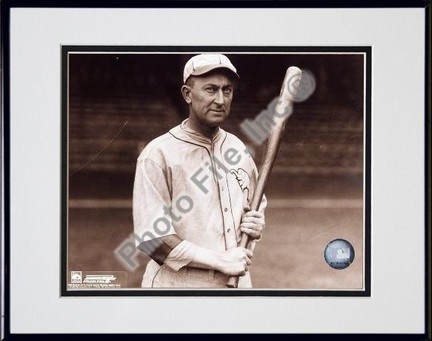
(66, 52, 365, 290)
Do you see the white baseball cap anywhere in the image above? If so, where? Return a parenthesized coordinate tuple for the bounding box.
(183, 54, 239, 83)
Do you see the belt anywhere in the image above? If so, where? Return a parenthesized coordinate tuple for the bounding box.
(185, 267, 225, 280)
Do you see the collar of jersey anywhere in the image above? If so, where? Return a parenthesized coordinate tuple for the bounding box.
(169, 118, 225, 147)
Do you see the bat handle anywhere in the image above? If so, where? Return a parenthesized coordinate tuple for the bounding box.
(226, 233, 250, 288)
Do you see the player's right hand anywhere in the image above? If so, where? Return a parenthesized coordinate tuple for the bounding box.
(217, 247, 253, 276)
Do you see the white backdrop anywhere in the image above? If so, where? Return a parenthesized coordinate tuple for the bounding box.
(9, 7, 425, 333)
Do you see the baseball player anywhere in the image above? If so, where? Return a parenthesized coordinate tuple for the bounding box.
(133, 54, 267, 288)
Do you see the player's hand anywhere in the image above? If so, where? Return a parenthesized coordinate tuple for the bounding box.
(216, 247, 253, 276)
(240, 210, 265, 240)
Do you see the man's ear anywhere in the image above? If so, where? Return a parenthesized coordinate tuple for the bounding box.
(181, 85, 192, 104)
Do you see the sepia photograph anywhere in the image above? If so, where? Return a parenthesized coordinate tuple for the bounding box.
(3, 2, 428, 336)
(63, 48, 370, 294)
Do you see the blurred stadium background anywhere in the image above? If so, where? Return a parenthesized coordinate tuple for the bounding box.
(67, 52, 366, 290)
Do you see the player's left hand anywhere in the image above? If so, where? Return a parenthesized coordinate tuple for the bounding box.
(240, 210, 265, 240)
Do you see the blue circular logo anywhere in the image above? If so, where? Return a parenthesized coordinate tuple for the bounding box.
(324, 239, 355, 270)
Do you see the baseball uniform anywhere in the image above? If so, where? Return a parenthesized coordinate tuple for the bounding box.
(133, 118, 267, 288)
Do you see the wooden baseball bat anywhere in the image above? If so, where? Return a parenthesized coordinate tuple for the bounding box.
(226, 66, 303, 288)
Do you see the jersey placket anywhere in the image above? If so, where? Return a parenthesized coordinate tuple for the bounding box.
(211, 139, 238, 250)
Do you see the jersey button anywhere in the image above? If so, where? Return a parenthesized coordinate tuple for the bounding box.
(227, 229, 231, 233)
(224, 208, 228, 212)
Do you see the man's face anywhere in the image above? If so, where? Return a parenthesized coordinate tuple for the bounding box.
(183, 72, 234, 127)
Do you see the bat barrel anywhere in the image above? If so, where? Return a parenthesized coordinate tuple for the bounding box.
(226, 66, 302, 288)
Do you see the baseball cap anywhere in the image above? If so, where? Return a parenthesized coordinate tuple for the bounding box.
(183, 54, 239, 83)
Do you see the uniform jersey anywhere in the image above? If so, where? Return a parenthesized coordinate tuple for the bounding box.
(133, 119, 267, 288)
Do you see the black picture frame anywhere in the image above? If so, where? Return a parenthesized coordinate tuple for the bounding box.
(1, 0, 430, 339)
